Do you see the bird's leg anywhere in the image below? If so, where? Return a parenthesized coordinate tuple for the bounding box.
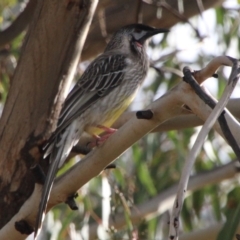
(88, 125, 117, 148)
(96, 125, 117, 145)
(96, 125, 117, 134)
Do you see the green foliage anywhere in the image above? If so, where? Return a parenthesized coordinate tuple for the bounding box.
(210, 185, 222, 221)
(217, 187, 240, 240)
(0, 0, 16, 16)
(182, 197, 193, 231)
(192, 189, 205, 218)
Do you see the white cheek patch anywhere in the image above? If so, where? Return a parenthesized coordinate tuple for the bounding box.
(133, 31, 147, 41)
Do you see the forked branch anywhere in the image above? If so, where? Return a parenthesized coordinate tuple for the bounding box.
(169, 56, 240, 240)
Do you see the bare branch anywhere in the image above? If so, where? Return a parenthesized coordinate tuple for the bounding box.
(193, 56, 237, 84)
(196, 0, 205, 14)
(112, 98, 240, 132)
(169, 57, 240, 240)
(135, 0, 143, 23)
(183, 61, 240, 159)
(157, 0, 203, 39)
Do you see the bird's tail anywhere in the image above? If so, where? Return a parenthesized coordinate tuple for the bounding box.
(34, 125, 78, 239)
(34, 140, 64, 239)
(34, 120, 83, 238)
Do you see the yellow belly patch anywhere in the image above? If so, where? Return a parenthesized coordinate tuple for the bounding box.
(85, 93, 137, 136)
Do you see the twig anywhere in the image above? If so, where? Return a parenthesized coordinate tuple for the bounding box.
(158, 66, 183, 77)
(168, 58, 240, 240)
(158, 0, 203, 39)
(196, 0, 205, 15)
(192, 56, 235, 84)
(151, 50, 183, 65)
(183, 68, 240, 159)
(183, 69, 216, 108)
(135, 0, 143, 23)
(98, 8, 108, 39)
(218, 112, 240, 160)
(177, 0, 184, 14)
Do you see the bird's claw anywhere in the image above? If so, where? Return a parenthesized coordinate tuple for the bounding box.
(87, 126, 117, 148)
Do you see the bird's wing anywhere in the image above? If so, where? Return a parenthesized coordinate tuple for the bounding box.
(35, 54, 127, 239)
(44, 53, 127, 150)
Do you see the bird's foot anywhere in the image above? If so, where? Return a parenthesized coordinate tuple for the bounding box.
(88, 125, 117, 148)
(96, 125, 117, 134)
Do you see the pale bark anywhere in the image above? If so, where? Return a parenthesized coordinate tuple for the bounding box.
(113, 98, 240, 132)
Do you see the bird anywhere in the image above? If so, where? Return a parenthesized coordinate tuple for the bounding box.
(34, 23, 169, 238)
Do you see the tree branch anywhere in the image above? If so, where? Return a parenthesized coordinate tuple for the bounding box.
(112, 99, 240, 132)
(0, 56, 239, 239)
(169, 57, 240, 239)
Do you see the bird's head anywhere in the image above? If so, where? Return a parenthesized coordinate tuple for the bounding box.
(105, 24, 169, 54)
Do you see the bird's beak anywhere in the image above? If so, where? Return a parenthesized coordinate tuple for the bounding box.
(138, 28, 169, 44)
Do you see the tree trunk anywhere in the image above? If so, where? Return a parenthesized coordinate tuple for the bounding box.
(0, 0, 98, 230)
